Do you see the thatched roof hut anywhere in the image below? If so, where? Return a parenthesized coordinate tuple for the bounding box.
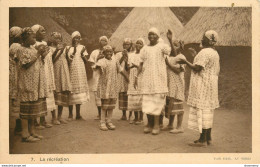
(109, 7, 184, 51)
(178, 7, 252, 46)
(10, 8, 71, 45)
(179, 7, 252, 109)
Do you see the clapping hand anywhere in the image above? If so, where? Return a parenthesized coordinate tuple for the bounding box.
(57, 43, 65, 50)
(167, 29, 173, 41)
(37, 45, 49, 58)
(81, 47, 86, 58)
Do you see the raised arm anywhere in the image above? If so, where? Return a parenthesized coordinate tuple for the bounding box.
(167, 30, 177, 57)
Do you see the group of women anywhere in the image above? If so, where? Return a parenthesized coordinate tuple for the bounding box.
(9, 24, 220, 147)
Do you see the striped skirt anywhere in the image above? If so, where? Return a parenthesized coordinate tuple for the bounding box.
(20, 98, 47, 119)
(165, 96, 184, 116)
(9, 97, 20, 118)
(101, 98, 117, 110)
(188, 107, 214, 133)
(119, 92, 128, 110)
(142, 94, 166, 116)
(128, 95, 142, 111)
(69, 92, 89, 105)
(55, 91, 70, 107)
(94, 91, 101, 107)
(46, 92, 56, 112)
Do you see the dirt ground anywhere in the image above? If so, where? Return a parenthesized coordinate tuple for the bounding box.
(9, 90, 252, 154)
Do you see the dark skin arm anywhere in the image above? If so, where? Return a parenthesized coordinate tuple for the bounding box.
(178, 47, 202, 72)
(53, 43, 66, 63)
(53, 48, 65, 63)
(52, 49, 59, 62)
(81, 47, 90, 64)
(120, 70, 129, 83)
(119, 50, 127, 64)
(95, 65, 103, 75)
(167, 30, 177, 57)
(179, 59, 203, 72)
(117, 60, 129, 83)
(134, 62, 144, 89)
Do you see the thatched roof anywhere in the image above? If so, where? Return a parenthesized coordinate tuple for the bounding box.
(178, 7, 252, 46)
(10, 8, 71, 45)
(109, 7, 184, 51)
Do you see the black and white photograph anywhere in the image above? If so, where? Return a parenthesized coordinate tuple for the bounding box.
(1, 0, 260, 164)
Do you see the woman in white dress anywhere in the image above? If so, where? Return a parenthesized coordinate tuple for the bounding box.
(179, 30, 220, 147)
(135, 27, 171, 135)
(65, 31, 90, 121)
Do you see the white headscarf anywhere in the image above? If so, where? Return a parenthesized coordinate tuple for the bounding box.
(31, 24, 42, 33)
(99, 36, 108, 42)
(71, 31, 81, 39)
(123, 38, 132, 44)
(204, 30, 218, 45)
(9, 26, 22, 39)
(136, 38, 145, 45)
(103, 45, 112, 51)
(148, 27, 160, 37)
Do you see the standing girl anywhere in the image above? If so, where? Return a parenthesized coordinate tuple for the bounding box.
(9, 26, 23, 135)
(66, 31, 90, 120)
(96, 45, 124, 131)
(127, 38, 145, 125)
(89, 36, 108, 120)
(49, 32, 72, 124)
(115, 38, 132, 121)
(18, 27, 48, 142)
(32, 24, 54, 129)
(135, 27, 171, 135)
(163, 30, 186, 133)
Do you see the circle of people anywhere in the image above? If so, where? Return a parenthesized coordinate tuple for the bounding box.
(9, 24, 220, 147)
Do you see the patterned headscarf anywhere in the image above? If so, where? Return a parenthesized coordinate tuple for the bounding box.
(204, 30, 218, 46)
(99, 36, 108, 43)
(9, 26, 23, 39)
(71, 31, 81, 39)
(51, 32, 62, 40)
(31, 24, 43, 33)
